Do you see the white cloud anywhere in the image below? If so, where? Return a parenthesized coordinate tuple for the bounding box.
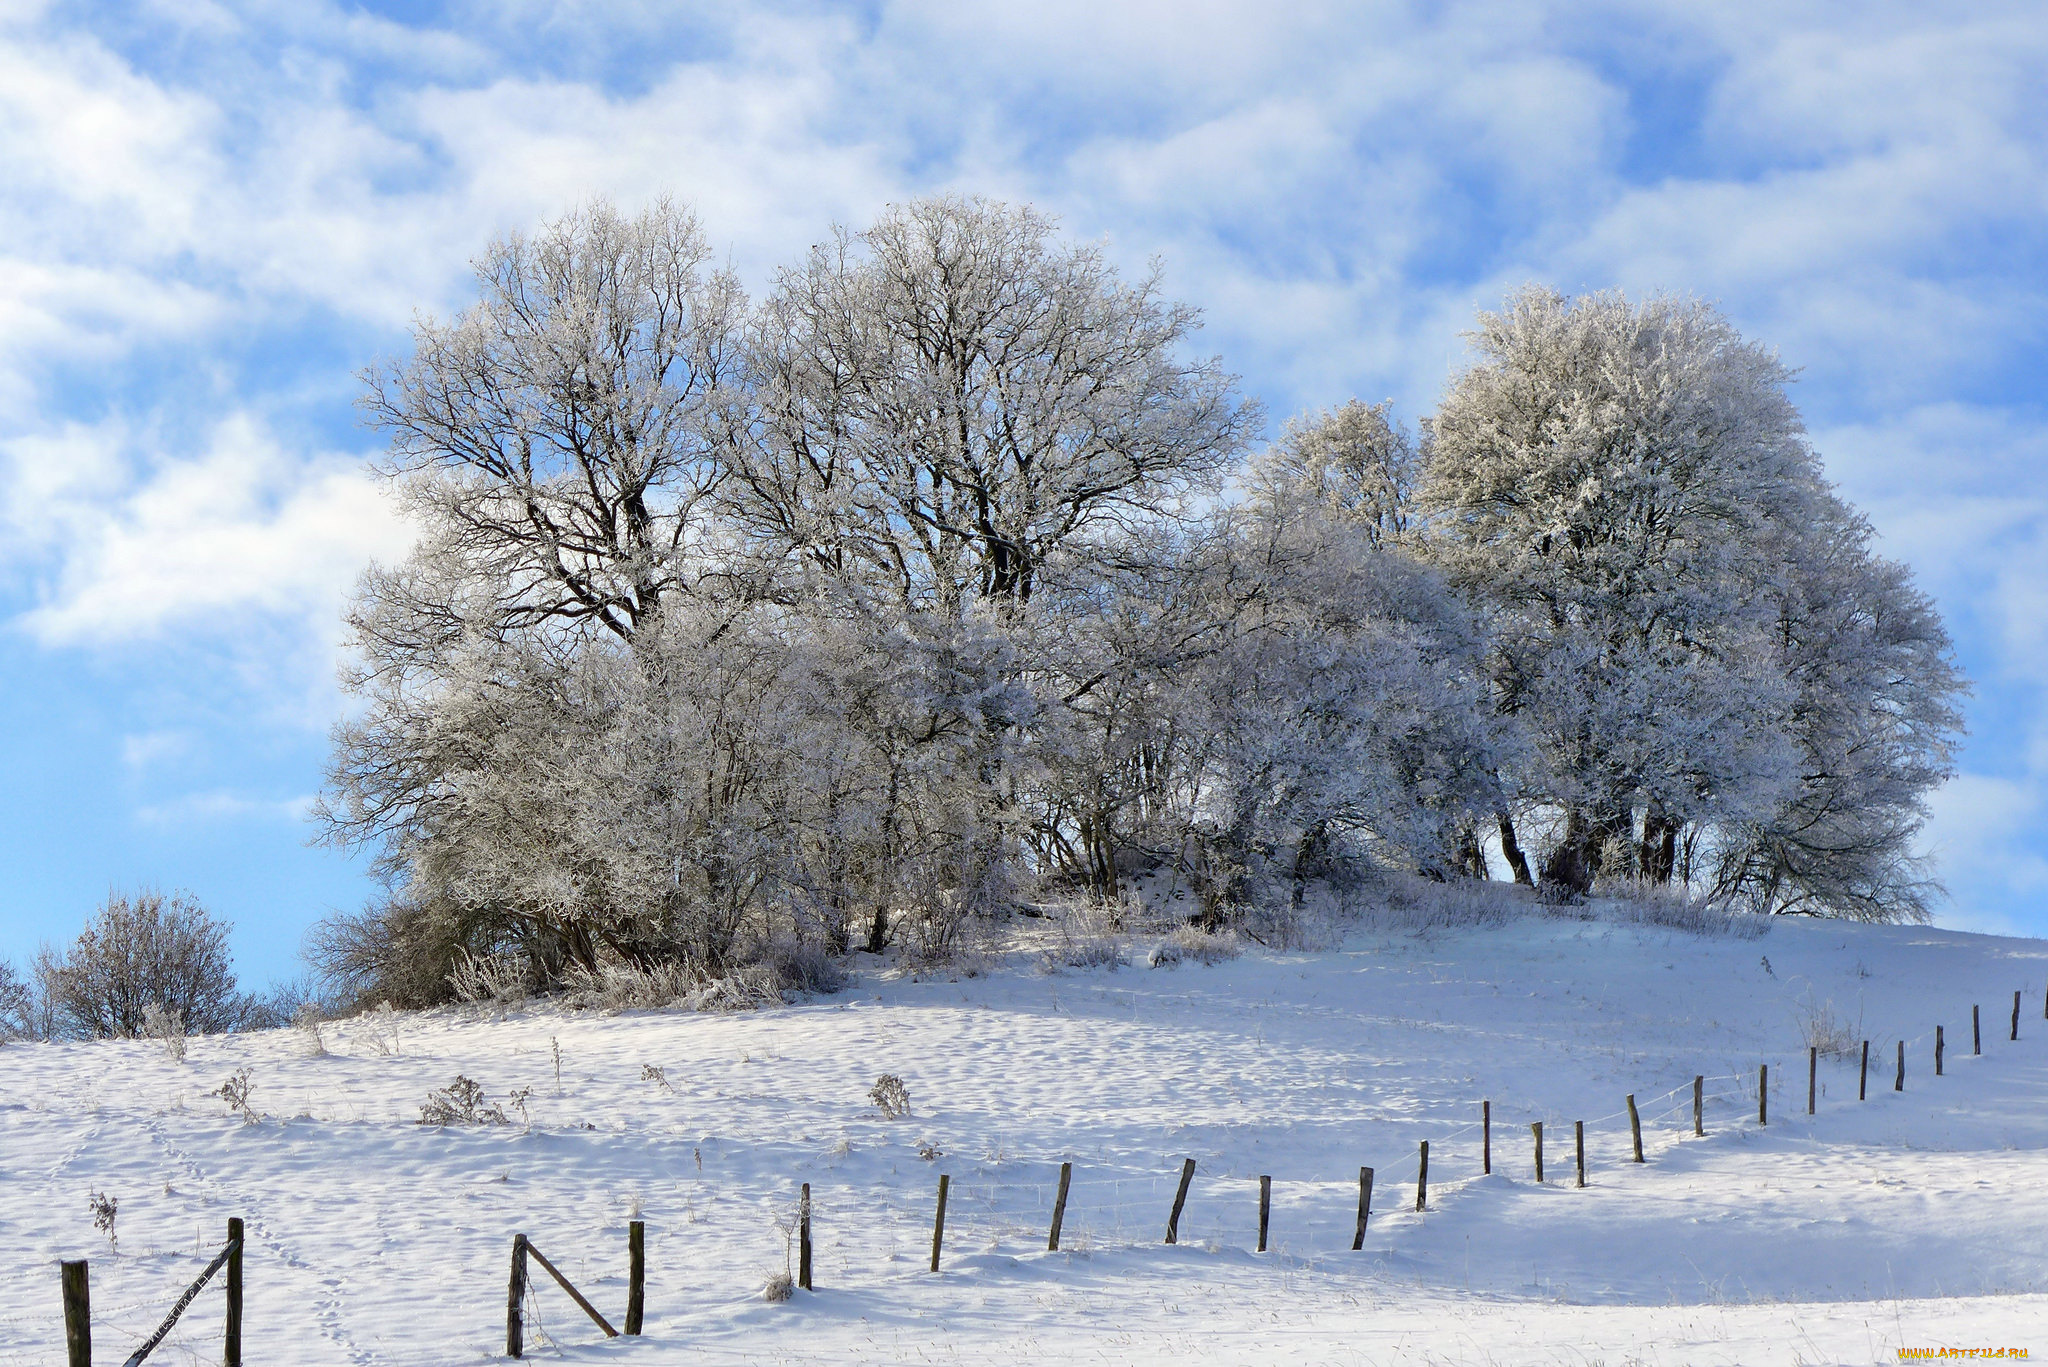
(120, 729, 192, 769)
(134, 788, 316, 826)
(3, 412, 411, 647)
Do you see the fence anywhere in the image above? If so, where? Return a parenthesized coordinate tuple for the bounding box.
(48, 981, 2044, 1356)
(60, 1218, 241, 1367)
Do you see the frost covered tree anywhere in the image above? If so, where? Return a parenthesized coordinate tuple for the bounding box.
(714, 196, 1255, 934)
(1251, 399, 1421, 551)
(356, 197, 745, 650)
(1419, 287, 1963, 916)
(724, 195, 1257, 611)
(318, 199, 1969, 997)
(320, 200, 754, 991)
(1706, 493, 1965, 919)
(319, 195, 1253, 996)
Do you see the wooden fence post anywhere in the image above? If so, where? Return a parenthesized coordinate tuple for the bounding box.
(1860, 1040, 1869, 1100)
(1532, 1122, 1544, 1183)
(1483, 1100, 1491, 1175)
(629, 1218, 647, 1326)
(1936, 1025, 1945, 1076)
(1693, 1076, 1704, 1137)
(1895, 1040, 1905, 1092)
(795, 1191, 809, 1293)
(1758, 1064, 1768, 1126)
(1164, 1158, 1196, 1245)
(1974, 1004, 1981, 1055)
(1627, 1094, 1644, 1162)
(1415, 1141, 1429, 1212)
(1048, 1162, 1072, 1252)
(226, 1216, 244, 1367)
(2014, 990, 2023, 1042)
(1257, 1176, 1271, 1252)
(61, 1259, 89, 1367)
(1574, 1121, 1586, 1188)
(507, 1234, 529, 1360)
(930, 1175, 949, 1272)
(1352, 1168, 1373, 1250)
(1808, 1047, 1817, 1116)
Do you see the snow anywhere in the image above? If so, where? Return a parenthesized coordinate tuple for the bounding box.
(4, 910, 2046, 1364)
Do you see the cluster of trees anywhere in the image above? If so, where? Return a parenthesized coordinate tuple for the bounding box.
(310, 195, 1965, 1006)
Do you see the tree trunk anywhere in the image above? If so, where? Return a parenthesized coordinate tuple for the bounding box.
(1540, 807, 1594, 897)
(1292, 821, 1330, 909)
(1638, 806, 1679, 884)
(1454, 821, 1489, 880)
(1496, 811, 1534, 886)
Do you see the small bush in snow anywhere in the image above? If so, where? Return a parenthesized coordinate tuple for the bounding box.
(88, 1190, 117, 1250)
(1609, 883, 1772, 940)
(141, 1001, 186, 1063)
(1148, 925, 1242, 969)
(916, 1140, 943, 1161)
(214, 1068, 255, 1120)
(869, 1074, 910, 1119)
(641, 1064, 673, 1091)
(447, 951, 533, 1008)
(1796, 995, 1861, 1059)
(37, 889, 247, 1039)
(419, 1075, 508, 1126)
(762, 1272, 794, 1302)
(358, 1001, 402, 1056)
(1363, 873, 1532, 935)
(293, 1004, 327, 1058)
(683, 965, 785, 1013)
(748, 936, 848, 996)
(562, 959, 694, 1012)
(1049, 901, 1128, 971)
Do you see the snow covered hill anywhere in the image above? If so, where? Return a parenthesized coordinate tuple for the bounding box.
(4, 903, 2046, 1365)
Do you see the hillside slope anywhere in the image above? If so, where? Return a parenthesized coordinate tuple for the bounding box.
(3, 905, 2045, 1364)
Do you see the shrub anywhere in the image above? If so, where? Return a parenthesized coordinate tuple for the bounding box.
(36, 890, 246, 1039)
(1609, 882, 1772, 940)
(869, 1074, 910, 1119)
(1050, 902, 1127, 971)
(1147, 925, 1242, 969)
(88, 1190, 117, 1251)
(0, 959, 36, 1041)
(141, 1002, 187, 1063)
(448, 951, 534, 1008)
(747, 935, 849, 996)
(419, 1075, 508, 1126)
(681, 965, 785, 1013)
(762, 1272, 794, 1302)
(1796, 995, 1861, 1059)
(293, 1005, 327, 1058)
(214, 1068, 255, 1120)
(305, 894, 501, 1011)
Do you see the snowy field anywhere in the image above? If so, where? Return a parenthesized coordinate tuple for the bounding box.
(4, 907, 2047, 1365)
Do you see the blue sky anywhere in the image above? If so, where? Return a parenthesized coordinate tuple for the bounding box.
(3, 0, 2046, 988)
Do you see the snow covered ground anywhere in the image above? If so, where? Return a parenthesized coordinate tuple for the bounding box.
(4, 904, 2046, 1365)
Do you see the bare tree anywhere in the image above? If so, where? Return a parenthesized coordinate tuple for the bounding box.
(357, 196, 746, 649)
(36, 891, 246, 1039)
(0, 959, 37, 1041)
(726, 195, 1258, 612)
